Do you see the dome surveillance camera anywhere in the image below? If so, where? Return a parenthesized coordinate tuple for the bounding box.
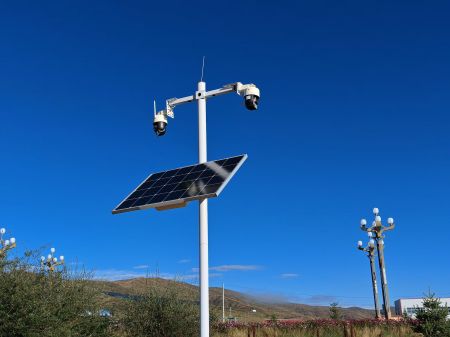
(243, 86, 260, 110)
(153, 114, 167, 136)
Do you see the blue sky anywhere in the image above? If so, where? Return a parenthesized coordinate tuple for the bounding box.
(1, 1, 450, 308)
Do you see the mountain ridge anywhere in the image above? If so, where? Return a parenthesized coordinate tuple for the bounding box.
(94, 277, 374, 321)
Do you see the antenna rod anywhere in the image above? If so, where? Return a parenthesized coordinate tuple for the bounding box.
(153, 100, 157, 116)
(222, 283, 225, 322)
(200, 56, 205, 82)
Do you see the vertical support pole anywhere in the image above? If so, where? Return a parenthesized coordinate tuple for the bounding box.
(222, 283, 225, 322)
(376, 239, 391, 319)
(369, 253, 381, 319)
(198, 81, 209, 337)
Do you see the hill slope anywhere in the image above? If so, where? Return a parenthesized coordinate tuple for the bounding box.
(94, 277, 373, 321)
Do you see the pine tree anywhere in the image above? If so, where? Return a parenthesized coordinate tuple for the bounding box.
(414, 291, 450, 337)
(329, 302, 342, 320)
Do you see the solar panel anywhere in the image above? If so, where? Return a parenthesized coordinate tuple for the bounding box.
(112, 154, 247, 214)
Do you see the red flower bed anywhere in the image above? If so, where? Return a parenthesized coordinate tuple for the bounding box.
(214, 318, 417, 331)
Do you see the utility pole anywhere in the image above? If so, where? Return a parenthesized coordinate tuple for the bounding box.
(197, 80, 210, 337)
(360, 208, 395, 319)
(149, 78, 260, 337)
(112, 56, 260, 337)
(222, 283, 225, 322)
(357, 238, 381, 319)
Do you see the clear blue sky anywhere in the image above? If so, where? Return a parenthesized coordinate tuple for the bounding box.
(1, 1, 449, 308)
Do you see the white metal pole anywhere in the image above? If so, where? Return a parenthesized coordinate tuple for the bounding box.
(222, 283, 225, 322)
(198, 81, 209, 337)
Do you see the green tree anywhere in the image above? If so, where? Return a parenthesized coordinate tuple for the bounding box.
(414, 291, 450, 337)
(329, 302, 342, 320)
(269, 313, 278, 324)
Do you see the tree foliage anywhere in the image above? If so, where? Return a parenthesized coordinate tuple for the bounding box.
(414, 291, 450, 337)
(0, 253, 109, 337)
(329, 302, 342, 320)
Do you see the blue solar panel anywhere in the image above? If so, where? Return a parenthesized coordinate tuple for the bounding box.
(112, 154, 247, 214)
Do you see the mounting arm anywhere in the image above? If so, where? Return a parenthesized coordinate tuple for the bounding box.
(159, 82, 259, 118)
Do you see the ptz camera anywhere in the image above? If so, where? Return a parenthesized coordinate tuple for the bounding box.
(243, 86, 260, 110)
(153, 113, 167, 136)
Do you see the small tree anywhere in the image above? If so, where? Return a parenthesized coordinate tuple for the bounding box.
(329, 302, 342, 320)
(269, 313, 278, 324)
(414, 291, 450, 337)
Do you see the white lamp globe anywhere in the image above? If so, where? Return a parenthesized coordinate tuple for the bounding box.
(53, 257, 57, 263)
(360, 219, 367, 226)
(369, 239, 375, 247)
(0, 228, 5, 235)
(47, 254, 52, 260)
(387, 217, 394, 225)
(10, 238, 16, 244)
(375, 215, 381, 222)
(373, 208, 379, 215)
(59, 256, 64, 261)
(357, 240, 363, 247)
(4, 240, 10, 246)
(41, 256, 45, 261)
(50, 248, 56, 253)
(368, 232, 373, 238)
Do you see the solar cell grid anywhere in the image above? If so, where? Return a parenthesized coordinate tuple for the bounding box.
(112, 154, 247, 214)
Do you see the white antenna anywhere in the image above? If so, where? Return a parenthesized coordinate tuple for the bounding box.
(153, 99, 157, 116)
(200, 56, 205, 82)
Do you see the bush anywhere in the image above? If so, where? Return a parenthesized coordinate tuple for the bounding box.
(120, 285, 201, 337)
(0, 253, 110, 337)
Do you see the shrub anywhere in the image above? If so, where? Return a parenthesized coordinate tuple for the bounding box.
(0, 252, 109, 337)
(120, 284, 201, 337)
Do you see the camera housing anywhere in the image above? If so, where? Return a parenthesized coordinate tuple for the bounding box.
(243, 86, 260, 110)
(153, 114, 167, 136)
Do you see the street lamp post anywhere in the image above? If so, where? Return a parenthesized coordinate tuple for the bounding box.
(153, 80, 260, 337)
(0, 227, 16, 259)
(357, 236, 381, 319)
(41, 247, 65, 272)
(360, 208, 395, 319)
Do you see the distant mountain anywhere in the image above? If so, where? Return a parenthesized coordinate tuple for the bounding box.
(93, 277, 374, 321)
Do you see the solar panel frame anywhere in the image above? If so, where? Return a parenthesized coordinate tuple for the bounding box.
(112, 154, 247, 214)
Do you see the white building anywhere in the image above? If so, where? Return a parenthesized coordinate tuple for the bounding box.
(395, 298, 450, 318)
